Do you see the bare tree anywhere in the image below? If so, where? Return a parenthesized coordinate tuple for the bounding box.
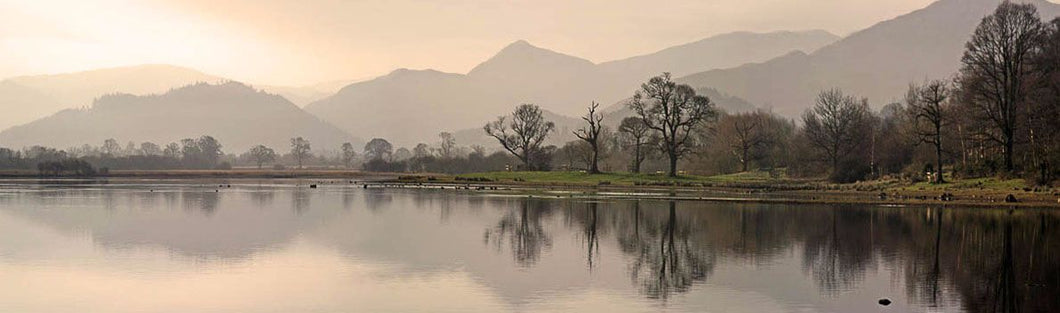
(1027, 18, 1060, 183)
(801, 88, 873, 180)
(363, 138, 393, 161)
(101, 138, 121, 157)
(139, 142, 162, 156)
(340, 142, 356, 168)
(574, 102, 605, 174)
(438, 132, 456, 158)
(628, 73, 716, 177)
(289, 137, 311, 169)
(958, 1, 1045, 171)
(484, 104, 555, 170)
(906, 80, 951, 183)
(248, 145, 277, 169)
(718, 111, 772, 172)
(618, 116, 652, 173)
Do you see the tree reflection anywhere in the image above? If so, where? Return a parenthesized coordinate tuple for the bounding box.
(484, 198, 554, 267)
(625, 201, 714, 299)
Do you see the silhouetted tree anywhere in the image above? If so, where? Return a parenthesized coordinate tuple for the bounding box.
(438, 132, 457, 158)
(906, 80, 952, 183)
(484, 104, 555, 170)
(958, 1, 1045, 171)
(618, 116, 652, 173)
(628, 73, 716, 177)
(718, 111, 773, 172)
(574, 102, 605, 174)
(340, 142, 356, 168)
(364, 138, 393, 161)
(289, 137, 311, 169)
(801, 88, 874, 182)
(101, 138, 121, 157)
(139, 142, 161, 156)
(248, 145, 277, 169)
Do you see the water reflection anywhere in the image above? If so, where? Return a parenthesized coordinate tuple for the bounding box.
(0, 182, 1057, 312)
(484, 198, 554, 267)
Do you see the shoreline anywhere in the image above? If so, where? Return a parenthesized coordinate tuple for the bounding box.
(1, 170, 1057, 208)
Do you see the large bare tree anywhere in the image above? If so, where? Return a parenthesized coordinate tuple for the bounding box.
(628, 73, 716, 177)
(574, 102, 605, 174)
(484, 104, 555, 170)
(906, 80, 951, 183)
(802, 88, 873, 180)
(958, 1, 1045, 171)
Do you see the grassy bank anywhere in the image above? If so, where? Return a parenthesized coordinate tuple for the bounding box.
(395, 170, 1060, 207)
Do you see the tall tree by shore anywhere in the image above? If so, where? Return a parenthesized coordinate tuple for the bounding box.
(628, 73, 716, 177)
(484, 104, 555, 170)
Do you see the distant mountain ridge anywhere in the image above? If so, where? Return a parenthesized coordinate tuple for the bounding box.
(0, 82, 357, 152)
(678, 0, 1060, 118)
(0, 65, 346, 132)
(306, 30, 837, 146)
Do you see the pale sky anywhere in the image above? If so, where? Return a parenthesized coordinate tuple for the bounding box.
(0, 0, 940, 86)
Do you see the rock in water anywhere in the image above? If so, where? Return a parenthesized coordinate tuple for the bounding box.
(878, 298, 892, 306)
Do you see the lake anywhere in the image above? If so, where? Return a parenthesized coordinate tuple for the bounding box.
(0, 179, 1056, 313)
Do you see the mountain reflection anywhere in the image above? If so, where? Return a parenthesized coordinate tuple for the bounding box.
(0, 184, 1057, 311)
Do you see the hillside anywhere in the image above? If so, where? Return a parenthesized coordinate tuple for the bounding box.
(307, 31, 834, 146)
(0, 65, 224, 131)
(0, 82, 357, 153)
(679, 0, 1060, 118)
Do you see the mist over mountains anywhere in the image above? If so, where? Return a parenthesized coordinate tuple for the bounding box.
(0, 82, 355, 152)
(679, 0, 1060, 117)
(3, 0, 1056, 151)
(305, 30, 837, 146)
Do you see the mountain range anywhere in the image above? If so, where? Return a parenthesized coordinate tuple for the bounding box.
(679, 0, 1060, 117)
(304, 30, 837, 146)
(0, 82, 356, 153)
(4, 0, 1055, 151)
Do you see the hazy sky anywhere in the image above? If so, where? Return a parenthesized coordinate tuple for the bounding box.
(0, 0, 942, 86)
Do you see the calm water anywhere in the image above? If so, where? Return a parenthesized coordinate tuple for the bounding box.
(0, 180, 1056, 313)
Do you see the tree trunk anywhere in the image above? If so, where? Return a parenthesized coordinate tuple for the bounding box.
(1004, 127, 1014, 172)
(589, 144, 600, 174)
(935, 124, 944, 184)
(741, 147, 749, 172)
(632, 143, 642, 173)
(668, 152, 678, 178)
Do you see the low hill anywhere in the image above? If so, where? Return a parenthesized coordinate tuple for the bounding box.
(0, 82, 357, 153)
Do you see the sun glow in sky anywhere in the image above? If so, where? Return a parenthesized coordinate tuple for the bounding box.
(1, 0, 943, 86)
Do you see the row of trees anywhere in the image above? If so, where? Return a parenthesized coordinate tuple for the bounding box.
(478, 2, 1060, 184)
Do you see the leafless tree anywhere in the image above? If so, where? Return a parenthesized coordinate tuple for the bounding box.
(289, 137, 311, 169)
(906, 80, 951, 183)
(340, 142, 356, 168)
(958, 1, 1045, 171)
(484, 104, 555, 170)
(618, 117, 652, 173)
(628, 73, 716, 177)
(248, 145, 277, 169)
(802, 88, 873, 179)
(363, 138, 393, 161)
(718, 111, 772, 172)
(438, 132, 457, 158)
(574, 102, 605, 174)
